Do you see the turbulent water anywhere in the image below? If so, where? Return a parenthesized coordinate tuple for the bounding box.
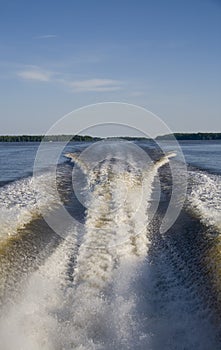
(0, 140, 221, 350)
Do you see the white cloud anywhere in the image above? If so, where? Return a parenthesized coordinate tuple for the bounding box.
(17, 66, 122, 92)
(68, 79, 122, 92)
(17, 68, 52, 82)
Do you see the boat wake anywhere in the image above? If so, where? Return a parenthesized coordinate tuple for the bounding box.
(187, 171, 221, 232)
(0, 147, 220, 349)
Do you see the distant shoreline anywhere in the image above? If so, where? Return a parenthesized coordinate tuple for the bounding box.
(156, 133, 221, 141)
(0, 133, 220, 142)
(0, 135, 101, 142)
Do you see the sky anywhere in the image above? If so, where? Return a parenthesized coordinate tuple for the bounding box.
(0, 0, 220, 136)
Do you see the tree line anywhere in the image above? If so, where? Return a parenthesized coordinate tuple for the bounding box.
(0, 133, 220, 142)
(0, 135, 102, 142)
(156, 133, 221, 140)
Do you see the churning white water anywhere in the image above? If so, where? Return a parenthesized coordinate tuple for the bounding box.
(0, 145, 220, 350)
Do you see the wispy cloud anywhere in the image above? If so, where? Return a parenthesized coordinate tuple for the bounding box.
(17, 66, 122, 92)
(35, 34, 57, 39)
(17, 68, 52, 82)
(68, 79, 122, 92)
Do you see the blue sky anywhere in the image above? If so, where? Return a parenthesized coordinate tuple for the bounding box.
(0, 0, 220, 135)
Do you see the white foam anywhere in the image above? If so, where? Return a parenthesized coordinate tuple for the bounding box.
(188, 171, 221, 231)
(0, 172, 61, 240)
(0, 229, 78, 350)
(50, 153, 172, 347)
(0, 152, 177, 349)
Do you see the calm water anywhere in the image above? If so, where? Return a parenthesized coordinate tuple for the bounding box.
(162, 140, 221, 174)
(0, 140, 221, 350)
(0, 141, 92, 185)
(0, 140, 220, 185)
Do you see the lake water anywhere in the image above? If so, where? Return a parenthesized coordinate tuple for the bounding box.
(0, 140, 220, 350)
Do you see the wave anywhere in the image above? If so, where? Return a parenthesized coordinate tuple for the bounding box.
(0, 171, 63, 240)
(187, 171, 221, 232)
(50, 152, 177, 347)
(1, 150, 220, 349)
(0, 151, 177, 349)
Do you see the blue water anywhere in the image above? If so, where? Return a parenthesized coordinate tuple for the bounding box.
(158, 140, 221, 174)
(179, 140, 221, 174)
(0, 142, 39, 184)
(0, 141, 90, 185)
(0, 140, 221, 350)
(0, 140, 220, 185)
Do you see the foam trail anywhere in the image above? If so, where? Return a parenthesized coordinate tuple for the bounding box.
(0, 229, 78, 350)
(108, 153, 177, 346)
(116, 151, 176, 259)
(57, 152, 175, 348)
(188, 171, 221, 231)
(0, 171, 62, 240)
(0, 151, 177, 349)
